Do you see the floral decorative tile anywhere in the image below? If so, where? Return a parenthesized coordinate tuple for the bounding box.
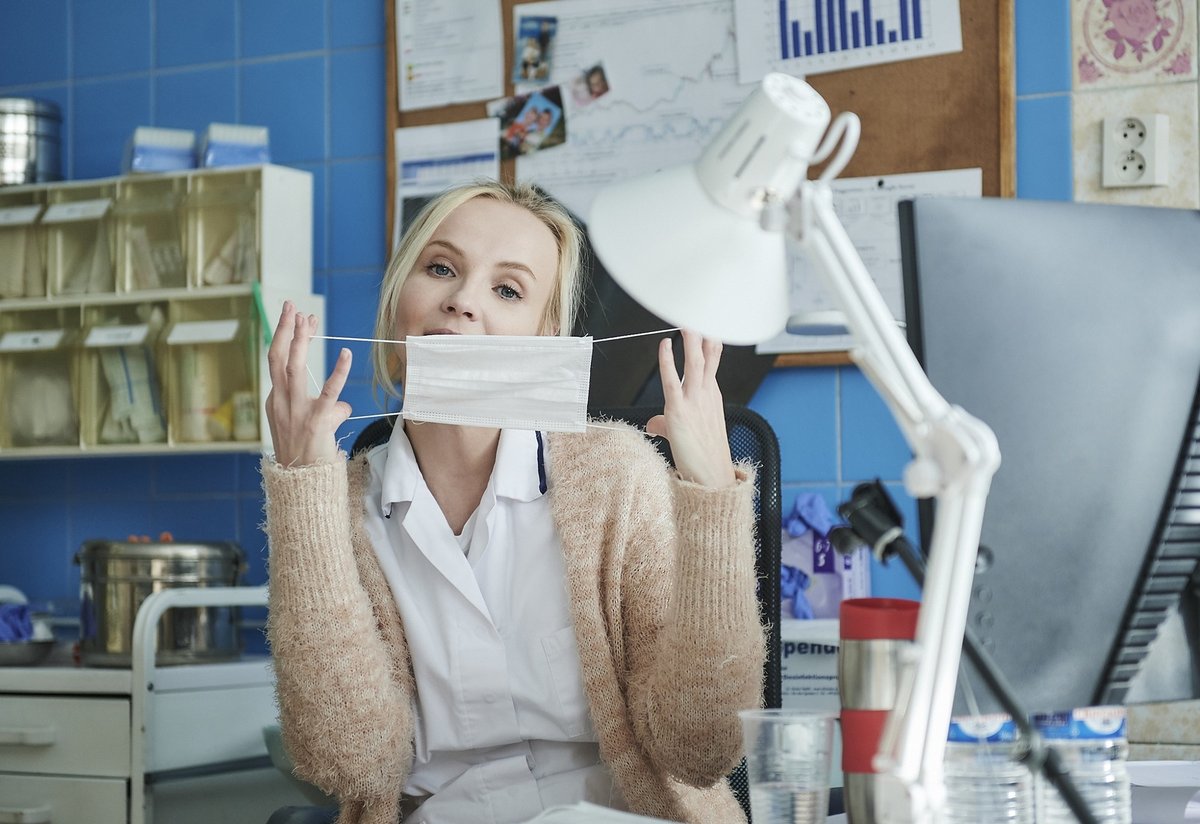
(1072, 0, 1198, 88)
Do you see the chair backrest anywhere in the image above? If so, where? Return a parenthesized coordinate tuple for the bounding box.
(350, 416, 394, 457)
(349, 406, 784, 820)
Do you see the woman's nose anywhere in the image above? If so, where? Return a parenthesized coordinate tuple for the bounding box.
(442, 281, 478, 319)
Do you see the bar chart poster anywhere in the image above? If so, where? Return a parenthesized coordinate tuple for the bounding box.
(734, 0, 962, 82)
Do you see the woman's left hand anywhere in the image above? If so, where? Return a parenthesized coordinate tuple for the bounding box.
(645, 330, 736, 488)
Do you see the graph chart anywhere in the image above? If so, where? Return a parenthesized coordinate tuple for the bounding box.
(779, 0, 925, 59)
(513, 0, 746, 222)
(735, 0, 961, 81)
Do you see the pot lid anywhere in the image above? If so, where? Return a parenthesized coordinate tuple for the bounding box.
(0, 97, 62, 120)
(77, 540, 244, 561)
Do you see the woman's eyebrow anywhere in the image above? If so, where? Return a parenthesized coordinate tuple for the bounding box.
(497, 260, 537, 280)
(427, 239, 537, 279)
(426, 239, 462, 256)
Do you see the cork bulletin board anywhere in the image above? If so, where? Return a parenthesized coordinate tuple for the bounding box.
(384, 0, 1015, 369)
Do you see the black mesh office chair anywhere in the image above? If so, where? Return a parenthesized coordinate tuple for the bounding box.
(268, 404, 782, 824)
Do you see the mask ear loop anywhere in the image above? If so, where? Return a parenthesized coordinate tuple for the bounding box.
(307, 328, 681, 423)
(304, 335, 409, 420)
(580, 327, 681, 432)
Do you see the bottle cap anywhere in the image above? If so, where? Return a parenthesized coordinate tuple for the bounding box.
(948, 713, 1019, 743)
(840, 598, 920, 640)
(1032, 705, 1127, 740)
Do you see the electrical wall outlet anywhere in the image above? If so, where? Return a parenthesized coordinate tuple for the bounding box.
(1102, 114, 1170, 188)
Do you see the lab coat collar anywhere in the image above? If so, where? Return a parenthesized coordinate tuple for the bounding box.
(376, 426, 546, 517)
(376, 421, 420, 519)
(494, 429, 548, 503)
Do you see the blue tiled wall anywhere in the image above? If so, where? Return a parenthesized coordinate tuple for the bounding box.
(0, 0, 389, 644)
(0, 0, 1069, 613)
(1015, 0, 1074, 201)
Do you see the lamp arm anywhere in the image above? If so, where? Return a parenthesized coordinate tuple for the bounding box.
(791, 181, 1001, 824)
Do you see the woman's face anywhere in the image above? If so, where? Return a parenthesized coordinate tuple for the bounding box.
(395, 196, 559, 346)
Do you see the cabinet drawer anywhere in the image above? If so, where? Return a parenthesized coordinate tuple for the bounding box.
(0, 696, 130, 777)
(0, 772, 125, 824)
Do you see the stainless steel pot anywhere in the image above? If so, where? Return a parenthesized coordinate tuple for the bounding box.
(0, 97, 62, 186)
(75, 540, 245, 667)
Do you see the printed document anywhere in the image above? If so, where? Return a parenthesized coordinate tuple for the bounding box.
(756, 167, 982, 355)
(513, 0, 745, 223)
(395, 0, 503, 110)
(392, 119, 499, 250)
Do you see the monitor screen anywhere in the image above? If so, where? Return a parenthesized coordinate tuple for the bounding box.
(899, 196, 1200, 715)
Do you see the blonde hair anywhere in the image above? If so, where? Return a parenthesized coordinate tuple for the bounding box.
(371, 180, 585, 401)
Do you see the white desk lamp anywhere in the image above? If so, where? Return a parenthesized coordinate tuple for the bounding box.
(588, 73, 1002, 824)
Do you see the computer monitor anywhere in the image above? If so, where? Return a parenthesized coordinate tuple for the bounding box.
(898, 196, 1200, 715)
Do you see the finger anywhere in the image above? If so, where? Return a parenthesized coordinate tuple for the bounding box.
(657, 337, 682, 402)
(319, 348, 353, 403)
(702, 337, 723, 383)
(284, 312, 315, 404)
(680, 329, 705, 390)
(266, 301, 296, 390)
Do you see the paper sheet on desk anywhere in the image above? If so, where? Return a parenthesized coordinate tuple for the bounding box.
(1128, 761, 1200, 823)
(521, 802, 676, 822)
(522, 802, 846, 822)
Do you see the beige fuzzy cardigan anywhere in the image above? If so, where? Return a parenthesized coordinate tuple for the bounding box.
(263, 422, 766, 824)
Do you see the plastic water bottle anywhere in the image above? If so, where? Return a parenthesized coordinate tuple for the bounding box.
(1034, 705, 1131, 824)
(942, 713, 1035, 824)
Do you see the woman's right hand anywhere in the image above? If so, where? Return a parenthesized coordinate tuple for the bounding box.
(265, 301, 352, 466)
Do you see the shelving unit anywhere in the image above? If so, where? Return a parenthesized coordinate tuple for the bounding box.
(0, 164, 323, 459)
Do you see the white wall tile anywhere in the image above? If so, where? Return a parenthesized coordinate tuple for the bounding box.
(1072, 81, 1200, 206)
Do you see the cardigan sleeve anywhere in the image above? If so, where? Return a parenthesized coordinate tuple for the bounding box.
(621, 452, 767, 787)
(262, 456, 413, 802)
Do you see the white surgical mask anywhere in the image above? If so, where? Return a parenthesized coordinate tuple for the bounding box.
(403, 334, 592, 432)
(311, 328, 674, 432)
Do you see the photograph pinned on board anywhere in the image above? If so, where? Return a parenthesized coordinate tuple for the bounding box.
(488, 86, 566, 160)
(512, 15, 557, 84)
(569, 63, 611, 107)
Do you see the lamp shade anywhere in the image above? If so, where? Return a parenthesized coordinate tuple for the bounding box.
(588, 163, 790, 346)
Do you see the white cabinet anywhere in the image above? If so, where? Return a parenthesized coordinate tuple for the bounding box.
(0, 164, 323, 459)
(0, 588, 309, 824)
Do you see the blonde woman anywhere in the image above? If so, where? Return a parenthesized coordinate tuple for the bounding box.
(263, 181, 765, 824)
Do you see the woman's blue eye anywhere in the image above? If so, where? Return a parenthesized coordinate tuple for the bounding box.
(496, 284, 522, 300)
(427, 263, 453, 277)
